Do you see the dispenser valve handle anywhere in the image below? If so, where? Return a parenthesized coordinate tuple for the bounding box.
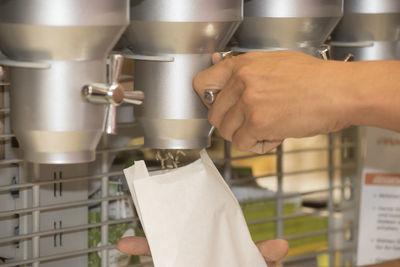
(82, 53, 144, 134)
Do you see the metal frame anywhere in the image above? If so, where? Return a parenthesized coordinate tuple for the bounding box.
(0, 81, 359, 266)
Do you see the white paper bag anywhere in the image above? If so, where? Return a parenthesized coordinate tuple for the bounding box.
(123, 150, 267, 267)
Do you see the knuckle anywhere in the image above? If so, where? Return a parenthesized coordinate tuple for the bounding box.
(208, 110, 219, 127)
(219, 129, 229, 141)
(231, 134, 246, 151)
(248, 112, 265, 130)
(235, 66, 252, 81)
(219, 126, 232, 141)
(241, 90, 256, 106)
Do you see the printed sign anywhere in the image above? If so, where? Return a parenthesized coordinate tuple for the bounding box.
(357, 128, 400, 265)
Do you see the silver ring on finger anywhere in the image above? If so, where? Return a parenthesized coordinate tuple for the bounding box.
(204, 89, 221, 105)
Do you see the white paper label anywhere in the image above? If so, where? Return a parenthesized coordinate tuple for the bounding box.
(357, 127, 400, 265)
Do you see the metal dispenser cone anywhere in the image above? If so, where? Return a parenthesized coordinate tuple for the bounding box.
(122, 0, 243, 149)
(235, 0, 343, 56)
(0, 0, 130, 164)
(331, 0, 400, 60)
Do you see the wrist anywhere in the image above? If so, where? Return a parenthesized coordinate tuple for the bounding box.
(321, 60, 361, 130)
(344, 60, 400, 131)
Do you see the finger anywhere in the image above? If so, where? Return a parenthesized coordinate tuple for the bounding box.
(212, 52, 223, 64)
(249, 140, 282, 154)
(193, 57, 235, 106)
(231, 124, 258, 152)
(117, 236, 151, 256)
(256, 239, 289, 267)
(208, 75, 245, 127)
(218, 102, 245, 142)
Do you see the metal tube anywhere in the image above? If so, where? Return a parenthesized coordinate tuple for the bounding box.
(276, 145, 284, 238)
(96, 144, 143, 154)
(1, 245, 116, 267)
(32, 164, 40, 267)
(247, 204, 354, 225)
(283, 246, 355, 264)
(0, 158, 24, 165)
(284, 227, 346, 241)
(223, 141, 232, 181)
(18, 162, 30, 265)
(212, 143, 357, 163)
(0, 195, 128, 218)
(0, 133, 16, 139)
(101, 134, 109, 267)
(328, 133, 335, 266)
(0, 171, 123, 192)
(0, 217, 137, 244)
(231, 163, 356, 185)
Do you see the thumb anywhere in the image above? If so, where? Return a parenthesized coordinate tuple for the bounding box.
(256, 239, 289, 267)
(212, 52, 224, 64)
(117, 236, 151, 256)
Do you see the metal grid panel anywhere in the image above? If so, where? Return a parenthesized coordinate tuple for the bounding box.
(0, 76, 359, 266)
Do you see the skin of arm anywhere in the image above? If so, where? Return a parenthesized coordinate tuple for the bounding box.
(192, 50, 400, 154)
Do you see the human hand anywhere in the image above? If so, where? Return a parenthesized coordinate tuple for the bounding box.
(193, 51, 353, 153)
(117, 237, 289, 267)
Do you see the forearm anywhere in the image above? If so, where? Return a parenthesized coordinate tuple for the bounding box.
(333, 60, 400, 131)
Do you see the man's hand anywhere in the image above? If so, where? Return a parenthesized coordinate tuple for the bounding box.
(193, 50, 356, 153)
(117, 237, 289, 267)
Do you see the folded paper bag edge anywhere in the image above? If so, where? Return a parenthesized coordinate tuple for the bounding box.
(200, 149, 240, 205)
(123, 160, 149, 182)
(123, 161, 150, 233)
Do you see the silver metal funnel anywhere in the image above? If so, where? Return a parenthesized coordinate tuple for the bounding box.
(235, 0, 343, 56)
(122, 0, 243, 149)
(0, 0, 129, 164)
(331, 0, 400, 61)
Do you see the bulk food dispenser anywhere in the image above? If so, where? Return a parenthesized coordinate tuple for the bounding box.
(331, 0, 400, 60)
(121, 0, 243, 150)
(235, 0, 343, 57)
(0, 0, 133, 164)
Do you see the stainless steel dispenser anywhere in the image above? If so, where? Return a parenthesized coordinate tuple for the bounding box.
(331, 0, 400, 60)
(235, 0, 343, 56)
(0, 0, 129, 164)
(122, 0, 243, 149)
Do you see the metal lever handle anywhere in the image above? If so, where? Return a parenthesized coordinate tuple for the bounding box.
(82, 83, 144, 106)
(110, 53, 123, 84)
(82, 53, 144, 135)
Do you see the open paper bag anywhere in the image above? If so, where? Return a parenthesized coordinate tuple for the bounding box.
(123, 150, 267, 267)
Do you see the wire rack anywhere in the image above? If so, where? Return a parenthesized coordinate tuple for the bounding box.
(0, 74, 359, 266)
